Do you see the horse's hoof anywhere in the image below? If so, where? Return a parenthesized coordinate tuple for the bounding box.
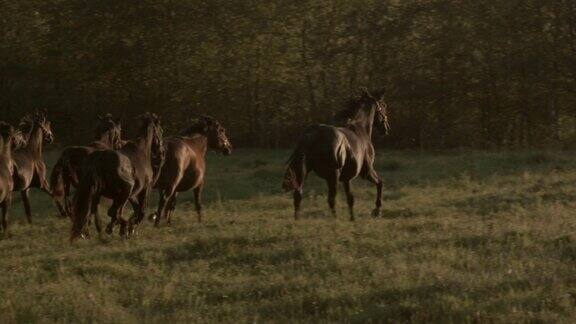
(371, 209, 381, 217)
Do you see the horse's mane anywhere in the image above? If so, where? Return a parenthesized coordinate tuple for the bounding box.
(19, 115, 34, 134)
(334, 95, 372, 123)
(180, 116, 219, 136)
(180, 123, 206, 136)
(13, 129, 27, 149)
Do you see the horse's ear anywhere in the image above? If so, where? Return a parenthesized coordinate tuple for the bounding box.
(360, 87, 373, 99)
(375, 87, 386, 100)
(39, 108, 48, 119)
(115, 118, 122, 126)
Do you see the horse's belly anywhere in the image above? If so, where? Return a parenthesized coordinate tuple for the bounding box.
(13, 171, 31, 191)
(340, 158, 361, 181)
(177, 171, 203, 192)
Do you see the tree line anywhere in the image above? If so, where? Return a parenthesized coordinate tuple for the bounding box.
(1, 0, 576, 149)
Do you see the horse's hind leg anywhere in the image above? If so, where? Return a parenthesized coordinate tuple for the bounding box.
(193, 184, 203, 223)
(129, 190, 149, 236)
(21, 190, 33, 224)
(108, 199, 128, 238)
(293, 189, 303, 220)
(1, 197, 11, 235)
(343, 181, 355, 221)
(155, 188, 174, 227)
(327, 172, 339, 218)
(92, 196, 102, 236)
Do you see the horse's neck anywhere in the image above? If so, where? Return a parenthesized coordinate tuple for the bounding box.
(185, 134, 208, 155)
(348, 107, 375, 139)
(96, 131, 115, 149)
(0, 137, 12, 163)
(134, 128, 153, 160)
(23, 125, 43, 158)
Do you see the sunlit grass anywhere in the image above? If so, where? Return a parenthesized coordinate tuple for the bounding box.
(2, 149, 576, 322)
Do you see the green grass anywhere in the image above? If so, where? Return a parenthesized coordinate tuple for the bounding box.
(2, 149, 576, 322)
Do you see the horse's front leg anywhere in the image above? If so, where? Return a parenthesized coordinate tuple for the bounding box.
(365, 168, 383, 217)
(36, 164, 53, 197)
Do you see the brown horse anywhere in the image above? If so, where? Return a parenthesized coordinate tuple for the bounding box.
(0, 122, 17, 234)
(154, 116, 232, 226)
(70, 113, 164, 241)
(283, 89, 390, 221)
(51, 114, 122, 219)
(12, 110, 55, 224)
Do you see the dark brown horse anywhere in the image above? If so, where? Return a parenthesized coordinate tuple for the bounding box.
(12, 110, 55, 224)
(51, 114, 122, 219)
(0, 122, 16, 234)
(70, 113, 164, 241)
(283, 89, 390, 221)
(153, 116, 232, 226)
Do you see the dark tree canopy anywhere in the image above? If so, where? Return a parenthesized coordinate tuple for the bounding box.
(2, 0, 576, 149)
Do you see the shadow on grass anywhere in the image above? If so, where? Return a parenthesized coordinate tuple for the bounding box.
(444, 191, 576, 216)
(349, 279, 539, 323)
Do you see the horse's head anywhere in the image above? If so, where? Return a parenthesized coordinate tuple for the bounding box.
(97, 113, 123, 149)
(139, 112, 165, 166)
(362, 88, 390, 135)
(21, 109, 55, 144)
(196, 116, 233, 155)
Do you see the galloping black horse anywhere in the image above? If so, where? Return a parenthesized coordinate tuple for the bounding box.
(154, 116, 232, 226)
(13, 110, 55, 224)
(70, 113, 164, 241)
(283, 89, 390, 221)
(0, 122, 17, 234)
(51, 114, 123, 219)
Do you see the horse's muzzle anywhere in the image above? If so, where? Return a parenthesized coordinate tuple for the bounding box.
(222, 146, 233, 156)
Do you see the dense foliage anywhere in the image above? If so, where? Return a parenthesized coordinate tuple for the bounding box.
(2, 0, 575, 148)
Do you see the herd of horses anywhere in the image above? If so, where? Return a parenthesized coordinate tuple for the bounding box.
(0, 88, 390, 242)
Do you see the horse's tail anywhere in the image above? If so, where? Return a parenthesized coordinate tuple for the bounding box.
(50, 156, 68, 201)
(70, 160, 99, 242)
(282, 145, 307, 192)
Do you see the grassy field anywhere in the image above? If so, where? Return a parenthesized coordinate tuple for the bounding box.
(2, 149, 576, 322)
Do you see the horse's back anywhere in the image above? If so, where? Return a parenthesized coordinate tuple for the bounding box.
(88, 150, 135, 189)
(300, 125, 347, 172)
(59, 146, 95, 171)
(298, 124, 364, 180)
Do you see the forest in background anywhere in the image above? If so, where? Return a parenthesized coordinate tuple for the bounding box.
(1, 0, 576, 149)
